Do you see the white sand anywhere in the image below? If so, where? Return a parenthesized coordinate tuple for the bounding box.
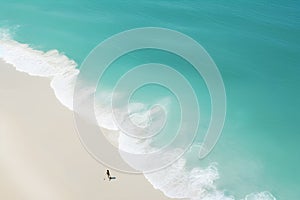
(0, 59, 174, 200)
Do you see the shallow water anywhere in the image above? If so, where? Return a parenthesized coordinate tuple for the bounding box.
(1, 1, 299, 199)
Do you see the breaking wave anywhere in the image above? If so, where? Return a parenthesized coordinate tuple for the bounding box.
(0, 28, 276, 200)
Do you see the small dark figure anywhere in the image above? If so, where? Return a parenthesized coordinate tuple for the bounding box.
(105, 169, 116, 181)
(106, 170, 111, 179)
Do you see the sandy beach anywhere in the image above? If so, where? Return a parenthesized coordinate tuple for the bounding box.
(0, 59, 173, 200)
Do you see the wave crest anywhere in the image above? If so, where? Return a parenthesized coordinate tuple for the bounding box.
(0, 28, 276, 200)
(0, 29, 79, 109)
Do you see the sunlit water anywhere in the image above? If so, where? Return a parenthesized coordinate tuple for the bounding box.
(0, 1, 299, 199)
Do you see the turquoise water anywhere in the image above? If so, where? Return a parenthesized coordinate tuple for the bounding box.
(1, 0, 300, 199)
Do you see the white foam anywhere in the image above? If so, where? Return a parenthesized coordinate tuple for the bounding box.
(144, 157, 276, 200)
(144, 158, 235, 200)
(244, 191, 276, 200)
(0, 28, 276, 200)
(0, 28, 79, 110)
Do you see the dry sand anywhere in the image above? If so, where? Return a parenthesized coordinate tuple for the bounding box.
(0, 59, 174, 200)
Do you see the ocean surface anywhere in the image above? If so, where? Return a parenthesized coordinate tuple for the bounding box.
(1, 1, 300, 199)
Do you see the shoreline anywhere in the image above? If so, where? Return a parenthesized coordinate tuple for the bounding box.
(0, 59, 174, 200)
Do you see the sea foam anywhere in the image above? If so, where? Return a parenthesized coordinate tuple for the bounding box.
(0, 28, 78, 110)
(0, 28, 276, 200)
